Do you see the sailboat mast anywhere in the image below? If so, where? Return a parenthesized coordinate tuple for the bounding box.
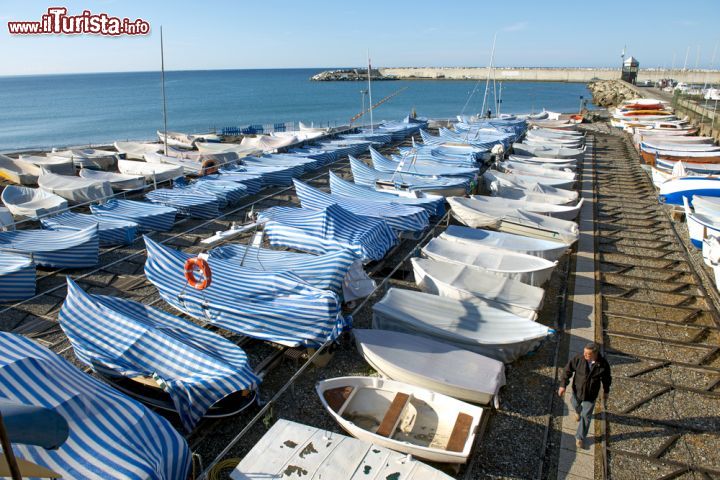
(160, 26, 169, 155)
(480, 33, 497, 119)
(367, 50, 374, 133)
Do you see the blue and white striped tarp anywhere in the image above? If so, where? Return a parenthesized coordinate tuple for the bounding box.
(58, 278, 260, 431)
(0, 226, 99, 268)
(91, 199, 177, 232)
(208, 172, 264, 195)
(41, 211, 138, 246)
(370, 147, 478, 179)
(340, 132, 393, 145)
(0, 332, 190, 479)
(349, 156, 471, 193)
(258, 204, 398, 262)
(0, 253, 35, 302)
(328, 171, 445, 217)
(288, 148, 338, 167)
(268, 153, 321, 172)
(293, 179, 429, 233)
(144, 236, 348, 347)
(420, 128, 507, 150)
(243, 157, 305, 178)
(395, 146, 481, 166)
(145, 188, 221, 219)
(316, 140, 371, 158)
(225, 163, 295, 187)
(209, 244, 356, 292)
(174, 178, 248, 209)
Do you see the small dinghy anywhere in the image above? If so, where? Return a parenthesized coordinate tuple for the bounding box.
(440, 225, 568, 261)
(0, 226, 99, 268)
(91, 199, 177, 232)
(499, 161, 576, 180)
(41, 211, 138, 246)
(512, 143, 585, 159)
(51, 148, 118, 170)
(484, 170, 575, 190)
(447, 197, 580, 245)
(38, 172, 113, 204)
(229, 418, 454, 480)
(508, 154, 577, 169)
(488, 179, 579, 205)
(658, 177, 720, 205)
(195, 142, 260, 157)
(79, 169, 145, 191)
(466, 194, 583, 220)
(0, 253, 35, 302)
(145, 188, 221, 219)
(1, 185, 68, 219)
(117, 159, 183, 183)
(372, 288, 553, 363)
(17, 154, 75, 175)
(411, 257, 544, 319)
(59, 279, 260, 431)
(114, 141, 163, 160)
(353, 329, 506, 406)
(422, 237, 557, 287)
(0, 154, 42, 185)
(683, 197, 720, 248)
(317, 376, 484, 463)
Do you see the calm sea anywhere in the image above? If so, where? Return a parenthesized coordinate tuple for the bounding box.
(0, 68, 591, 152)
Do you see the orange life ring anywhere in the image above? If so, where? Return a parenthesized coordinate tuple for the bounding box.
(184, 257, 212, 290)
(201, 159, 219, 176)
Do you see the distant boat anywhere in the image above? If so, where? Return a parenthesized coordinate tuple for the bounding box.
(317, 376, 484, 463)
(658, 177, 720, 205)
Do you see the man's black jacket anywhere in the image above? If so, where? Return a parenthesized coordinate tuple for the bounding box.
(561, 354, 611, 402)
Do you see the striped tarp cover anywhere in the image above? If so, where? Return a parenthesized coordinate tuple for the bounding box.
(0, 226, 99, 268)
(349, 156, 471, 193)
(174, 178, 248, 208)
(316, 140, 371, 158)
(370, 147, 478, 179)
(145, 188, 221, 219)
(144, 237, 348, 347)
(293, 179, 429, 233)
(208, 172, 264, 195)
(239, 164, 296, 187)
(90, 199, 177, 232)
(58, 278, 260, 431)
(243, 157, 305, 178)
(0, 332, 190, 479)
(288, 148, 338, 166)
(339, 132, 393, 145)
(395, 146, 480, 166)
(266, 153, 321, 172)
(419, 129, 507, 150)
(41, 211, 138, 246)
(257, 204, 397, 263)
(209, 243, 356, 292)
(0, 253, 35, 301)
(438, 127, 517, 149)
(328, 171, 445, 217)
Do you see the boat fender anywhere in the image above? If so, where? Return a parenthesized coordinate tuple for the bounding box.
(184, 254, 212, 290)
(200, 159, 219, 176)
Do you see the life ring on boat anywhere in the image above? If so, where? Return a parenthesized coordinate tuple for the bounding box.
(200, 159, 219, 176)
(184, 257, 212, 290)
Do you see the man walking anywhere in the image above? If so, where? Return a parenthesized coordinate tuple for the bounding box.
(558, 342, 612, 449)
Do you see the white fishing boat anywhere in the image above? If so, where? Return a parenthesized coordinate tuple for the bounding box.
(488, 178, 579, 205)
(524, 134, 584, 149)
(422, 237, 557, 287)
(17, 154, 75, 175)
(440, 225, 569, 261)
(466, 194, 583, 220)
(683, 197, 720, 249)
(113, 141, 164, 160)
(229, 418, 454, 480)
(372, 288, 553, 362)
(484, 170, 575, 190)
(658, 177, 720, 206)
(316, 376, 484, 463)
(507, 154, 577, 169)
(117, 159, 183, 183)
(38, 173, 113, 204)
(79, 169, 145, 191)
(499, 161, 576, 180)
(1, 185, 68, 218)
(513, 143, 585, 159)
(353, 329, 506, 406)
(447, 197, 579, 245)
(411, 257, 544, 319)
(0, 154, 42, 186)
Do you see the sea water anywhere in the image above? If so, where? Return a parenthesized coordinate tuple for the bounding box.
(0, 68, 591, 151)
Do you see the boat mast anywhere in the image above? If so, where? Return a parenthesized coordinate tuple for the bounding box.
(480, 33, 497, 120)
(367, 50, 374, 133)
(160, 26, 169, 155)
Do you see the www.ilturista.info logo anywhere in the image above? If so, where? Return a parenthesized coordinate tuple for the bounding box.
(8, 7, 150, 35)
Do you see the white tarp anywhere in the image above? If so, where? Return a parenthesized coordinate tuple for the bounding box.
(466, 195, 582, 221)
(0, 154, 41, 186)
(79, 169, 145, 191)
(440, 225, 568, 261)
(1, 185, 68, 218)
(114, 141, 163, 160)
(38, 173, 112, 204)
(18, 155, 75, 175)
(372, 288, 552, 363)
(117, 159, 183, 183)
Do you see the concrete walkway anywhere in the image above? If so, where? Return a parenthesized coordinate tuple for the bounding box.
(557, 137, 597, 480)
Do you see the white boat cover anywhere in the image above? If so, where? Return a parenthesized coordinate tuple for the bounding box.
(508, 154, 577, 168)
(440, 225, 568, 261)
(411, 257, 544, 318)
(38, 173, 113, 204)
(241, 135, 299, 151)
(513, 143, 585, 159)
(489, 178, 579, 205)
(484, 170, 575, 190)
(18, 154, 75, 175)
(0, 154, 42, 185)
(422, 237, 557, 287)
(195, 142, 261, 157)
(144, 152, 206, 175)
(467, 194, 583, 220)
(372, 288, 552, 363)
(117, 159, 183, 183)
(1, 185, 68, 218)
(79, 169, 145, 191)
(51, 149, 118, 170)
(500, 161, 577, 180)
(353, 329, 505, 404)
(113, 141, 164, 160)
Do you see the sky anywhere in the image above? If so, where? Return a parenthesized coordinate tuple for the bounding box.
(1, 0, 718, 76)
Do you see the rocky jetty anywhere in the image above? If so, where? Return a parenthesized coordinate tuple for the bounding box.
(311, 69, 396, 81)
(587, 80, 640, 107)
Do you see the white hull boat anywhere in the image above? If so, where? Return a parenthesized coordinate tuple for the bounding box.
(411, 257, 544, 318)
(507, 154, 577, 169)
(422, 237, 557, 287)
(683, 197, 720, 249)
(484, 170, 575, 190)
(38, 173, 112, 204)
(513, 143, 585, 159)
(658, 177, 720, 206)
(1, 185, 68, 219)
(79, 169, 145, 191)
(440, 225, 568, 261)
(17, 155, 74, 175)
(372, 288, 553, 363)
(488, 179, 579, 205)
(117, 159, 183, 183)
(353, 329, 506, 406)
(316, 376, 484, 463)
(467, 194, 583, 220)
(0, 154, 42, 186)
(229, 418, 454, 480)
(499, 161, 576, 180)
